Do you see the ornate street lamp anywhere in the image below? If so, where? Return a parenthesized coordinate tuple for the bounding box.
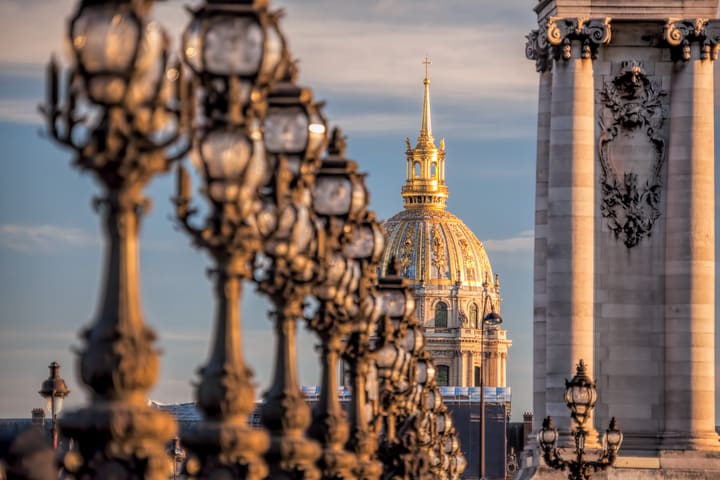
(182, 0, 285, 99)
(479, 307, 502, 480)
(564, 358, 598, 427)
(38, 362, 70, 450)
(251, 54, 328, 479)
(173, 127, 270, 479)
(538, 360, 624, 480)
(306, 129, 384, 480)
(42, 0, 187, 477)
(173, 1, 289, 477)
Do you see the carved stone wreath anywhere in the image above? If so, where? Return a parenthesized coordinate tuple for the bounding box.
(597, 60, 667, 248)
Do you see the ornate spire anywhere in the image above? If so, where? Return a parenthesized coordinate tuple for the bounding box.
(401, 57, 448, 210)
(420, 55, 433, 141)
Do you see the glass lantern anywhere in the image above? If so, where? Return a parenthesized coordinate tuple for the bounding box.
(564, 359, 597, 427)
(604, 417, 623, 454)
(38, 362, 70, 417)
(312, 159, 367, 220)
(264, 82, 327, 173)
(401, 325, 424, 355)
(182, 0, 284, 94)
(426, 386, 442, 411)
(69, 1, 168, 107)
(343, 220, 385, 262)
(538, 416, 558, 450)
(195, 128, 252, 204)
(375, 343, 400, 381)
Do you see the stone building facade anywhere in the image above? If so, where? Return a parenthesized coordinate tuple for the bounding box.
(378, 65, 511, 389)
(523, 1, 720, 478)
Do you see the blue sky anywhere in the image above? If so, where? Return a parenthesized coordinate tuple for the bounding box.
(0, 0, 716, 424)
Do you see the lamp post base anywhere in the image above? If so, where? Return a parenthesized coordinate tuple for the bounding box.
(517, 448, 720, 480)
(182, 421, 270, 480)
(60, 401, 176, 480)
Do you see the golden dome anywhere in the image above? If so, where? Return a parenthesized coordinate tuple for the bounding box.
(380, 208, 494, 288)
(379, 59, 495, 289)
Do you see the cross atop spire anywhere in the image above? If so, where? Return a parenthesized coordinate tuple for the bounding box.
(420, 55, 432, 139)
(423, 54, 432, 83)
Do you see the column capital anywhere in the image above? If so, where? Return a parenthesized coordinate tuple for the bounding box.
(526, 27, 552, 72)
(665, 18, 720, 61)
(546, 17, 612, 60)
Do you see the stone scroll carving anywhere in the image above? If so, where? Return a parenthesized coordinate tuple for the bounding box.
(526, 17, 611, 70)
(547, 17, 612, 60)
(664, 18, 720, 61)
(597, 61, 667, 248)
(525, 27, 551, 72)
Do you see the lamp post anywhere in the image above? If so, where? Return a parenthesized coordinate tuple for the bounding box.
(41, 0, 187, 476)
(538, 359, 624, 480)
(479, 298, 502, 480)
(174, 1, 287, 476)
(38, 362, 69, 450)
(251, 55, 328, 479)
(307, 129, 384, 480)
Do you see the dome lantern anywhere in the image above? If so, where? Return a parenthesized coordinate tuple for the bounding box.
(401, 56, 448, 210)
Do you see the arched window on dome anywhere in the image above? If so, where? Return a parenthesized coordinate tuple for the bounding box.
(436, 365, 450, 386)
(435, 302, 448, 328)
(469, 303, 479, 329)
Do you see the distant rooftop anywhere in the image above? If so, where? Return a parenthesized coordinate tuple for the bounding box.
(147, 386, 512, 423)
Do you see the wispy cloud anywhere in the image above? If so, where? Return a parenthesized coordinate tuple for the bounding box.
(0, 224, 99, 253)
(0, 0, 537, 108)
(0, 99, 42, 125)
(483, 229, 534, 253)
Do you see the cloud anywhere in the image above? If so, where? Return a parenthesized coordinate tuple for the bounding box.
(483, 229, 534, 253)
(0, 99, 43, 125)
(0, 224, 99, 253)
(0, 0, 538, 110)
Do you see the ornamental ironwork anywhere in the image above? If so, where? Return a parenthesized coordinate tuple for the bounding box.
(6, 1, 471, 479)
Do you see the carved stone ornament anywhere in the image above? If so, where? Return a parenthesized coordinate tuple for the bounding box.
(525, 27, 552, 72)
(597, 60, 667, 248)
(431, 225, 447, 277)
(665, 18, 720, 61)
(547, 17, 612, 60)
(400, 223, 416, 277)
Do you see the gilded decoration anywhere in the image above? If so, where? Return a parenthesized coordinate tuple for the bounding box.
(381, 209, 494, 288)
(597, 60, 667, 248)
(431, 225, 448, 278)
(400, 224, 416, 277)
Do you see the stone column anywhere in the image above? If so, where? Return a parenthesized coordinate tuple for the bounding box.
(663, 19, 719, 451)
(544, 17, 610, 444)
(526, 26, 553, 431)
